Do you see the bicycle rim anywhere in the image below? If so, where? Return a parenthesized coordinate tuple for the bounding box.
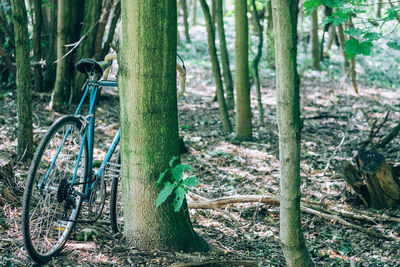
(22, 116, 88, 263)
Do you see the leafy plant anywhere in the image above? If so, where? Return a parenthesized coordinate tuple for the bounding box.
(155, 156, 199, 212)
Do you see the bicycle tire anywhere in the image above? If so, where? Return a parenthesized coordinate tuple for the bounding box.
(22, 116, 88, 263)
(110, 152, 123, 233)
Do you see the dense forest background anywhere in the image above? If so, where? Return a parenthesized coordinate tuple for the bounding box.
(1, 0, 400, 266)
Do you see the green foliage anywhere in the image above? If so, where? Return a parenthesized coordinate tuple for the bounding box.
(155, 156, 199, 212)
(76, 228, 98, 241)
(303, 0, 400, 58)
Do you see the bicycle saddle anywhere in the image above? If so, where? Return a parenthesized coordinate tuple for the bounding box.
(76, 58, 109, 77)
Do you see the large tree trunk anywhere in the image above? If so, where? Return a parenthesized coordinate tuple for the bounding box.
(181, 0, 191, 42)
(271, 0, 314, 266)
(11, 0, 33, 160)
(235, 0, 252, 141)
(215, 0, 234, 110)
(199, 0, 232, 133)
(72, 0, 102, 103)
(311, 10, 320, 70)
(266, 0, 275, 69)
(94, 0, 113, 60)
(42, 0, 57, 92)
(250, 0, 264, 125)
(101, 0, 121, 59)
(119, 0, 209, 252)
(32, 0, 43, 92)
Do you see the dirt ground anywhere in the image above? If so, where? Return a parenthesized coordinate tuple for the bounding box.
(1, 63, 400, 266)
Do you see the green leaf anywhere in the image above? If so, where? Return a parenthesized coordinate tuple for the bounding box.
(171, 164, 192, 183)
(181, 176, 199, 188)
(387, 41, 400, 50)
(344, 27, 364, 38)
(169, 156, 179, 168)
(344, 38, 373, 59)
(155, 169, 169, 188)
(364, 32, 381, 42)
(173, 186, 187, 212)
(303, 0, 323, 15)
(155, 181, 178, 208)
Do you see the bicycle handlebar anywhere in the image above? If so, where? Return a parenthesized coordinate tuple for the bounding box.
(102, 53, 186, 98)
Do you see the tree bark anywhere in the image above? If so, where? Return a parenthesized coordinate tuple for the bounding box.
(42, 0, 57, 92)
(192, 0, 197, 26)
(337, 24, 350, 70)
(94, 0, 113, 60)
(11, 0, 33, 160)
(32, 0, 43, 92)
(250, 0, 264, 125)
(377, 0, 383, 18)
(101, 0, 121, 59)
(235, 0, 252, 141)
(119, 0, 209, 252)
(51, 0, 68, 111)
(72, 0, 102, 103)
(311, 10, 320, 70)
(266, 0, 275, 69)
(215, 0, 234, 110)
(271, 0, 314, 266)
(181, 0, 191, 42)
(199, 0, 232, 133)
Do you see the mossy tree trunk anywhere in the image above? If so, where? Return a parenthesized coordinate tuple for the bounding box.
(199, 0, 232, 133)
(11, 0, 33, 160)
(311, 10, 320, 70)
(72, 0, 102, 103)
(32, 0, 43, 92)
(235, 0, 252, 141)
(271, 0, 314, 266)
(119, 0, 209, 252)
(215, 0, 234, 110)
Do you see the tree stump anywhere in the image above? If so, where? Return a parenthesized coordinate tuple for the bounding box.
(342, 150, 400, 209)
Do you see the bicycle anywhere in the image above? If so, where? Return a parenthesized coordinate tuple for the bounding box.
(21, 54, 186, 264)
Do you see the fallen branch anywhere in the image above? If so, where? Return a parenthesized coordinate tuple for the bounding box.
(374, 121, 400, 148)
(187, 194, 400, 241)
(301, 206, 396, 241)
(170, 260, 258, 267)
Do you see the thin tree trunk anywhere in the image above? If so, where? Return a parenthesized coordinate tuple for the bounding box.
(271, 0, 314, 266)
(94, 0, 113, 60)
(377, 0, 383, 18)
(235, 0, 252, 141)
(250, 0, 264, 125)
(348, 18, 358, 94)
(199, 0, 232, 133)
(42, 0, 57, 92)
(311, 10, 320, 70)
(211, 0, 216, 31)
(337, 24, 350, 70)
(72, 0, 102, 103)
(101, 0, 121, 59)
(119, 0, 209, 252)
(11, 0, 33, 160)
(326, 25, 336, 52)
(215, 0, 234, 109)
(266, 0, 275, 69)
(192, 0, 197, 26)
(181, 0, 191, 42)
(51, 0, 68, 111)
(32, 0, 42, 92)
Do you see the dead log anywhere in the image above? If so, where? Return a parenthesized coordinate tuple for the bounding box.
(343, 150, 400, 209)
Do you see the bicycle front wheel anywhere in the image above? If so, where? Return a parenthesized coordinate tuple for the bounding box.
(22, 116, 88, 263)
(110, 152, 123, 233)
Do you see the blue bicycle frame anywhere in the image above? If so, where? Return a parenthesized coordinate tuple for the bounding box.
(42, 76, 120, 200)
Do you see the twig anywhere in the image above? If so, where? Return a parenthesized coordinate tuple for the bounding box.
(324, 133, 346, 175)
(374, 121, 400, 148)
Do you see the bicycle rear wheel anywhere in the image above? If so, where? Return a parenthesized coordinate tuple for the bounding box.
(110, 152, 123, 233)
(22, 116, 88, 263)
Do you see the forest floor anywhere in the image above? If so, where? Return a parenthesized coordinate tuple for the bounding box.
(2, 18, 400, 265)
(1, 62, 400, 266)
